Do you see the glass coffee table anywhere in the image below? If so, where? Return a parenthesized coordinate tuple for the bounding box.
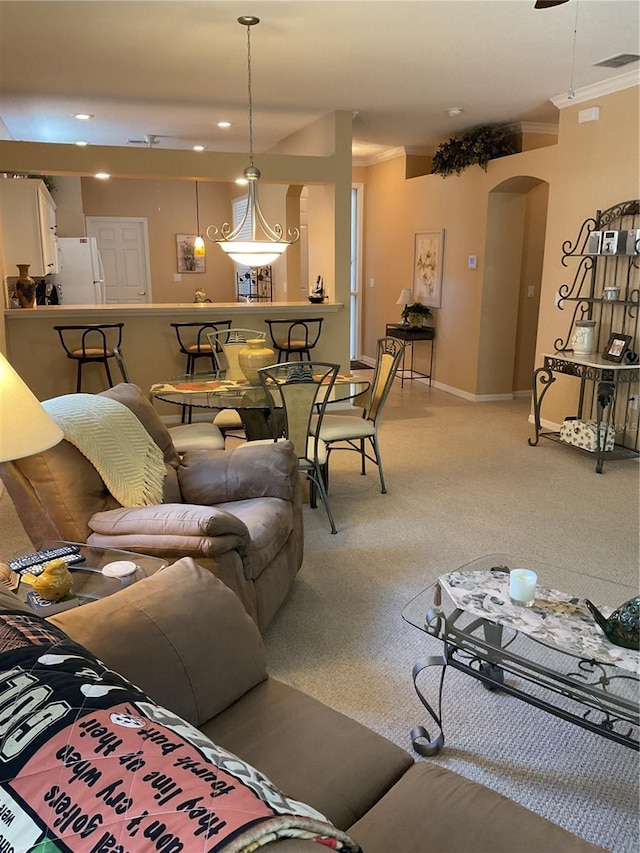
(10, 541, 168, 610)
(402, 554, 639, 755)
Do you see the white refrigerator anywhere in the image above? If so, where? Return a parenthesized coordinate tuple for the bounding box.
(54, 237, 105, 304)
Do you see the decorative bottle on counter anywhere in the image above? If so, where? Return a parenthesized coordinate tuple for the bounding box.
(238, 338, 276, 385)
(15, 264, 36, 309)
(571, 320, 596, 356)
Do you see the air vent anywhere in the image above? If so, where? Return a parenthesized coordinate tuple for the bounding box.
(593, 54, 640, 69)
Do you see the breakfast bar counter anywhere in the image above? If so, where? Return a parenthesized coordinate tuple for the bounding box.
(4, 301, 347, 405)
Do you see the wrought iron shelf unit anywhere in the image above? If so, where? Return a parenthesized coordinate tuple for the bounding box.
(529, 199, 640, 473)
(236, 266, 273, 302)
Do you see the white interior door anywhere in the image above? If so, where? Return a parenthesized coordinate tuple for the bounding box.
(85, 216, 152, 303)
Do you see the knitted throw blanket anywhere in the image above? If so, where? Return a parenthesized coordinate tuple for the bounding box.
(42, 394, 165, 507)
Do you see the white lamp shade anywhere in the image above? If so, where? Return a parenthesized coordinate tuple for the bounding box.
(218, 240, 289, 268)
(0, 354, 63, 462)
(396, 288, 413, 305)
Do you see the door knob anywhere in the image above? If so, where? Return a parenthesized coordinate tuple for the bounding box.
(138, 291, 146, 296)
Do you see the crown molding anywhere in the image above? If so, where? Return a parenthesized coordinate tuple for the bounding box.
(551, 69, 640, 109)
(352, 145, 407, 167)
(508, 121, 559, 136)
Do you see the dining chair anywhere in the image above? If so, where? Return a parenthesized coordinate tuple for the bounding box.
(237, 362, 340, 533)
(171, 321, 232, 374)
(264, 318, 324, 362)
(313, 337, 403, 494)
(54, 323, 125, 392)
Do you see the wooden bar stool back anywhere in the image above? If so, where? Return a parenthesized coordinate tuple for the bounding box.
(171, 321, 232, 374)
(54, 323, 125, 392)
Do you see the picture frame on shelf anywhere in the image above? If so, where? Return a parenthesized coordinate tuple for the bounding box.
(176, 234, 205, 273)
(602, 332, 632, 363)
(413, 230, 444, 308)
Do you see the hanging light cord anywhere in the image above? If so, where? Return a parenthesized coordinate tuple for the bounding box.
(246, 22, 254, 168)
(195, 181, 200, 234)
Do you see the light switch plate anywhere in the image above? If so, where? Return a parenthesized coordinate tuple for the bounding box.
(468, 255, 477, 270)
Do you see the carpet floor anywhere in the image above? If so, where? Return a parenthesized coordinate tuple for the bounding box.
(263, 380, 640, 853)
(1, 378, 638, 852)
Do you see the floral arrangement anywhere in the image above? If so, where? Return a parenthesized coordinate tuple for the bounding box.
(431, 125, 518, 178)
(401, 302, 432, 322)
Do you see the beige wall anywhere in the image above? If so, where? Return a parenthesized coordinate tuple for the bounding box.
(81, 177, 236, 302)
(358, 85, 640, 410)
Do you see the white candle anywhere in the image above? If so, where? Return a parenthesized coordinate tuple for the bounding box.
(509, 569, 537, 606)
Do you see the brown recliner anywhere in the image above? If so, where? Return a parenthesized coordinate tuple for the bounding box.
(0, 382, 303, 632)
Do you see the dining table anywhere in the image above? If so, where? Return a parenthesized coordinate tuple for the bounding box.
(150, 370, 371, 441)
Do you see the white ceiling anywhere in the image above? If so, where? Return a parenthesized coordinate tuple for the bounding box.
(0, 0, 638, 163)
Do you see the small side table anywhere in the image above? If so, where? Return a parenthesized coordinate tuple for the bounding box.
(11, 541, 168, 609)
(386, 324, 435, 388)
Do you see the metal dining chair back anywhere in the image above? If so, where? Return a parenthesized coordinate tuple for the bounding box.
(206, 328, 265, 380)
(258, 361, 340, 534)
(315, 337, 403, 494)
(264, 318, 324, 361)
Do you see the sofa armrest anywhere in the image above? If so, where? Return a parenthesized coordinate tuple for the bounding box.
(49, 558, 268, 727)
(178, 441, 299, 505)
(87, 502, 251, 563)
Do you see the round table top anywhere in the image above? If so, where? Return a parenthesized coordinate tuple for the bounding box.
(150, 371, 370, 410)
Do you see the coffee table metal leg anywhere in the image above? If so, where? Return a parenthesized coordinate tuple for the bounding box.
(410, 656, 446, 756)
(480, 621, 505, 691)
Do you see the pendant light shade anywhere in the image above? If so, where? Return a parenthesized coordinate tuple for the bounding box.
(193, 182, 205, 257)
(206, 16, 299, 268)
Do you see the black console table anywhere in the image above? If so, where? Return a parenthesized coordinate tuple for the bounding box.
(386, 324, 435, 387)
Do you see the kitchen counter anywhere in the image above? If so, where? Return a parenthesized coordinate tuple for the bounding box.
(4, 301, 349, 406)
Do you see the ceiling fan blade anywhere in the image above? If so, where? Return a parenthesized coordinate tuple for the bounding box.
(535, 0, 570, 7)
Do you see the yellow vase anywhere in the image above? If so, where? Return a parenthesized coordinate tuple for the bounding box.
(238, 338, 276, 385)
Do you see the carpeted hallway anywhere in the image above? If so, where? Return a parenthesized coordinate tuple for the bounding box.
(1, 377, 638, 852)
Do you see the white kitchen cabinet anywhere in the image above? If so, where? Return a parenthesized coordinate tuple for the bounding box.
(0, 177, 59, 277)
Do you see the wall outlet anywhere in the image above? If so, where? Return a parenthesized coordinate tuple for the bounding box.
(468, 255, 477, 270)
(527, 285, 535, 298)
(173, 273, 182, 282)
(629, 395, 638, 410)
(369, 278, 374, 288)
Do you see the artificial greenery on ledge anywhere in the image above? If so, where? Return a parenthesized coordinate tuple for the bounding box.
(431, 125, 518, 178)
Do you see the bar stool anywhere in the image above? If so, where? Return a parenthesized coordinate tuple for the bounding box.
(171, 321, 232, 375)
(54, 324, 125, 392)
(264, 318, 324, 362)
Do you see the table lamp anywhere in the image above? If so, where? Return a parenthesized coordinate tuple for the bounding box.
(0, 353, 63, 462)
(396, 289, 413, 324)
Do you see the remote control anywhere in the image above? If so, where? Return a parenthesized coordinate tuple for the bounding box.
(8, 545, 85, 576)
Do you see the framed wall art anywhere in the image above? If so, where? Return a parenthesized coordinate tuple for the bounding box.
(413, 230, 444, 308)
(176, 234, 205, 273)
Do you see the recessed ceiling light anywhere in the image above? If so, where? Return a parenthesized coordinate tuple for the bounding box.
(448, 107, 463, 117)
(217, 121, 231, 129)
(75, 141, 88, 147)
(94, 172, 110, 180)
(193, 144, 205, 152)
(74, 113, 94, 121)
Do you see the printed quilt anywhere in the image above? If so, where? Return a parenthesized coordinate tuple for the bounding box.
(0, 609, 361, 852)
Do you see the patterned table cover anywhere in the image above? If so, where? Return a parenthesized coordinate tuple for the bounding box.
(439, 570, 639, 675)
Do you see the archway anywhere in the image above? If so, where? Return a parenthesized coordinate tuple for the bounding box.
(476, 176, 549, 397)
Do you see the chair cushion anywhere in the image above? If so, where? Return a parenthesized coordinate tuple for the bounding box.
(169, 422, 225, 452)
(216, 496, 295, 580)
(187, 342, 213, 352)
(214, 409, 245, 430)
(318, 413, 375, 441)
(71, 347, 114, 357)
(238, 437, 328, 465)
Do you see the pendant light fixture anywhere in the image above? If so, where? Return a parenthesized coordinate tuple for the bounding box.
(193, 181, 205, 257)
(206, 16, 299, 267)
